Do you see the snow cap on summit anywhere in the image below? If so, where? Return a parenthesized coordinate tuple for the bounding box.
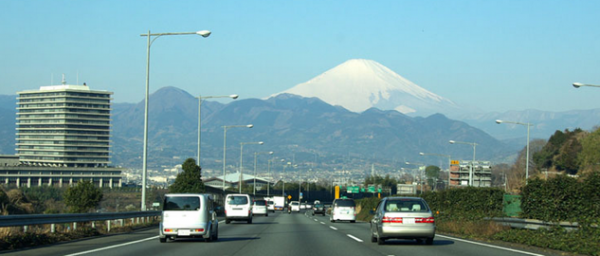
(271, 59, 459, 116)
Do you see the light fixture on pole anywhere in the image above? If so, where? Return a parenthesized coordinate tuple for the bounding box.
(222, 124, 253, 191)
(239, 141, 264, 193)
(197, 94, 238, 166)
(449, 140, 477, 186)
(573, 82, 600, 88)
(405, 161, 426, 194)
(254, 151, 274, 196)
(496, 120, 533, 185)
(139, 29, 211, 211)
(419, 152, 451, 190)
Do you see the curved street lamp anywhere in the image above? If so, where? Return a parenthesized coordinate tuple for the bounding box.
(197, 94, 238, 166)
(420, 152, 451, 190)
(139, 30, 211, 211)
(573, 82, 600, 88)
(449, 140, 478, 186)
(254, 151, 274, 195)
(496, 120, 533, 184)
(405, 161, 425, 194)
(222, 124, 253, 191)
(239, 141, 264, 193)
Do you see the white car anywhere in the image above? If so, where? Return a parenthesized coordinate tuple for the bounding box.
(267, 200, 275, 212)
(290, 201, 300, 212)
(252, 199, 268, 216)
(225, 194, 253, 224)
(330, 198, 356, 223)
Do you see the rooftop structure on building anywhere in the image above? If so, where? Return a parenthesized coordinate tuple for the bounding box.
(203, 172, 271, 190)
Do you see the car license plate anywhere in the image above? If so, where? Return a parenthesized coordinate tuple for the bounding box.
(178, 230, 191, 236)
(404, 218, 415, 224)
(233, 208, 242, 210)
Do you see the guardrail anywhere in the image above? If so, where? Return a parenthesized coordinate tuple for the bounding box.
(0, 211, 161, 233)
(490, 217, 582, 231)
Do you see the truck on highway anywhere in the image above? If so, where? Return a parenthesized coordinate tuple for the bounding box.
(272, 196, 285, 211)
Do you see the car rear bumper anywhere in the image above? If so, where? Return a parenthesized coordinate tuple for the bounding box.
(380, 225, 436, 239)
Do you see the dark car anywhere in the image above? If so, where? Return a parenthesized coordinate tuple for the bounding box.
(312, 202, 325, 216)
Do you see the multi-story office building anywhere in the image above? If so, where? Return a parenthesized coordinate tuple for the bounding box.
(16, 82, 112, 167)
(0, 81, 122, 188)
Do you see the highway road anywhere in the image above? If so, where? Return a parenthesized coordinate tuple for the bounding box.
(5, 211, 560, 256)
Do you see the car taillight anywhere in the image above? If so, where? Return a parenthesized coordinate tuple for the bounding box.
(194, 229, 204, 232)
(415, 217, 435, 223)
(382, 216, 403, 223)
(164, 229, 174, 232)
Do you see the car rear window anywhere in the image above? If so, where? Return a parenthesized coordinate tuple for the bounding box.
(254, 200, 267, 205)
(334, 200, 355, 207)
(384, 199, 428, 212)
(163, 196, 200, 211)
(227, 196, 249, 205)
(268, 201, 274, 205)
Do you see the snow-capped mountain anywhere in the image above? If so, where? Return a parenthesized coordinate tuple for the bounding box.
(271, 59, 462, 116)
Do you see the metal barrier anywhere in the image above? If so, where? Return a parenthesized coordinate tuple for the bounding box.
(490, 217, 582, 231)
(0, 211, 161, 233)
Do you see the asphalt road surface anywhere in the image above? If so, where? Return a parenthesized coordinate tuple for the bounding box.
(4, 211, 562, 256)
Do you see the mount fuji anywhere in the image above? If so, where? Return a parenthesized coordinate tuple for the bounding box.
(271, 59, 462, 116)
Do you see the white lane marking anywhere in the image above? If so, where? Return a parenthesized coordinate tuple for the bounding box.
(320, 222, 325, 224)
(314, 219, 318, 222)
(65, 236, 158, 256)
(347, 234, 363, 242)
(330, 226, 338, 230)
(436, 235, 545, 256)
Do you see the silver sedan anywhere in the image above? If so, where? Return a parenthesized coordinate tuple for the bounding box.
(370, 196, 436, 245)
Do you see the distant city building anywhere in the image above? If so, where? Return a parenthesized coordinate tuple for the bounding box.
(449, 160, 492, 187)
(0, 80, 122, 188)
(203, 172, 271, 191)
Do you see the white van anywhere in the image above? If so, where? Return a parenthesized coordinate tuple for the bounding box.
(159, 193, 218, 243)
(330, 198, 356, 223)
(225, 194, 253, 224)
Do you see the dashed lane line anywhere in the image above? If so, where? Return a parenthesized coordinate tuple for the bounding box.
(347, 234, 363, 243)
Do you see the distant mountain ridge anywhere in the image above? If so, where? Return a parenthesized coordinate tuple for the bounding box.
(1, 87, 599, 170)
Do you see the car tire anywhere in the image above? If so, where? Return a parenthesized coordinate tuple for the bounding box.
(426, 237, 434, 245)
(415, 239, 423, 244)
(377, 237, 385, 245)
(225, 219, 231, 224)
(248, 218, 252, 224)
(331, 219, 335, 223)
(266, 213, 269, 217)
(371, 234, 377, 243)
(159, 237, 167, 243)
(350, 220, 356, 223)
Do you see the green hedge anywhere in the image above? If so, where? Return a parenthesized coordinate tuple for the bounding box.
(521, 172, 600, 224)
(421, 187, 504, 221)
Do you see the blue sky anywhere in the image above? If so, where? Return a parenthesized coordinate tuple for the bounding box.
(1, 0, 599, 113)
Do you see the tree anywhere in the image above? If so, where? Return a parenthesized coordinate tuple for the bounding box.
(64, 180, 103, 213)
(578, 127, 600, 172)
(425, 166, 440, 190)
(169, 158, 205, 193)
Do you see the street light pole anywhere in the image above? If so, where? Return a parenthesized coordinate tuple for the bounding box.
(267, 157, 273, 197)
(419, 152, 451, 190)
(496, 120, 533, 185)
(139, 30, 211, 211)
(222, 124, 253, 191)
(449, 140, 478, 186)
(239, 141, 264, 193)
(405, 161, 425, 194)
(253, 151, 274, 196)
(197, 94, 238, 166)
